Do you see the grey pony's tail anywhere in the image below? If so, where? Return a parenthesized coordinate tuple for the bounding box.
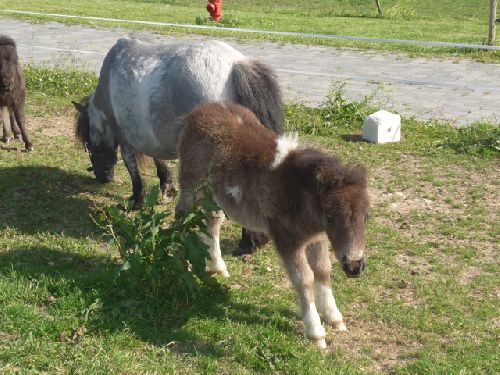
(230, 60, 284, 135)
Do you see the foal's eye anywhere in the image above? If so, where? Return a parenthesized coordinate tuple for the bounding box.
(326, 215, 335, 224)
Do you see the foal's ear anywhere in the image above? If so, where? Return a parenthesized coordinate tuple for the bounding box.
(316, 163, 368, 188)
(72, 100, 86, 113)
(347, 164, 368, 187)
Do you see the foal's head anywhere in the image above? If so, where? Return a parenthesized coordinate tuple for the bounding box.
(317, 161, 370, 278)
(73, 96, 118, 183)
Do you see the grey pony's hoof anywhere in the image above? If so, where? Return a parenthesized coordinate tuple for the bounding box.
(14, 134, 22, 140)
(26, 144, 34, 152)
(2, 136, 10, 144)
(160, 183, 178, 202)
(233, 231, 270, 256)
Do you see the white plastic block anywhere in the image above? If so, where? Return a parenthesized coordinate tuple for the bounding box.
(362, 110, 401, 144)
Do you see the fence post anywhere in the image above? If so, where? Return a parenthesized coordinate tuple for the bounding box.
(489, 0, 498, 45)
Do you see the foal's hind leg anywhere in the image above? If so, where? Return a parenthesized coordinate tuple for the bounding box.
(306, 238, 346, 331)
(176, 144, 229, 277)
(153, 158, 177, 202)
(121, 144, 143, 208)
(201, 210, 229, 277)
(278, 244, 326, 348)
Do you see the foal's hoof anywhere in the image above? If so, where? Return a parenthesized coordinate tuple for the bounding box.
(160, 183, 178, 202)
(165, 183, 178, 197)
(2, 136, 10, 144)
(313, 338, 327, 349)
(206, 267, 230, 278)
(14, 134, 22, 140)
(332, 320, 347, 331)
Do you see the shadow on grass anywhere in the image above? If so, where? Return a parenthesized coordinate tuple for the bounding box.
(0, 166, 115, 238)
(0, 246, 297, 359)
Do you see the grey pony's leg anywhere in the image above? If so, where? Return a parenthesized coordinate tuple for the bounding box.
(10, 108, 22, 140)
(1, 106, 10, 144)
(305, 237, 346, 331)
(234, 228, 270, 256)
(12, 102, 33, 151)
(121, 143, 143, 208)
(278, 244, 327, 348)
(153, 158, 177, 201)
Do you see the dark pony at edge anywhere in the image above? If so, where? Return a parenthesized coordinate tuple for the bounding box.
(0, 35, 33, 151)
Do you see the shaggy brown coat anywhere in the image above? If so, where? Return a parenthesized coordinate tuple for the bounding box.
(0, 36, 32, 150)
(177, 102, 370, 348)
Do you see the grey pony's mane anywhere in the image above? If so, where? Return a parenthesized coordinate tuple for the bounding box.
(74, 96, 90, 146)
(230, 60, 283, 135)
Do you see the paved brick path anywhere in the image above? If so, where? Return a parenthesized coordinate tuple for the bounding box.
(2, 18, 499, 126)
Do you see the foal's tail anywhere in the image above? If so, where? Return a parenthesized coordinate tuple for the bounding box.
(230, 60, 283, 135)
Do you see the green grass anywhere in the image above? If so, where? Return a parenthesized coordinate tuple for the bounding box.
(1, 0, 499, 62)
(0, 67, 499, 373)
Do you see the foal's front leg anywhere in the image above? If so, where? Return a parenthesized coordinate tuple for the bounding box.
(121, 144, 143, 208)
(279, 245, 327, 348)
(306, 238, 346, 331)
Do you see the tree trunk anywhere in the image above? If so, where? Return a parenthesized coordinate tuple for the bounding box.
(375, 0, 383, 17)
(489, 0, 498, 45)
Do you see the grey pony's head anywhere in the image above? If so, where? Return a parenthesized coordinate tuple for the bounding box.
(73, 97, 118, 183)
(0, 36, 19, 93)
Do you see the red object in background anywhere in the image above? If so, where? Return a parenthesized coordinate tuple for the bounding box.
(207, 0, 222, 22)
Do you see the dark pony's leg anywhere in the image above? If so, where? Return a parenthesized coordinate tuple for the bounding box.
(10, 108, 22, 140)
(12, 101, 33, 151)
(121, 143, 143, 208)
(1, 106, 10, 144)
(233, 228, 270, 256)
(153, 158, 177, 201)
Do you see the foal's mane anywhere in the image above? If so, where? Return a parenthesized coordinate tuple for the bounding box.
(0, 35, 16, 48)
(297, 148, 368, 189)
(74, 96, 90, 146)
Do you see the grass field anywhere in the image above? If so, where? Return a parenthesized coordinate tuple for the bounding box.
(0, 66, 498, 374)
(0, 0, 499, 62)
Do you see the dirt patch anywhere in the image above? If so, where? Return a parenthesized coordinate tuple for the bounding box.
(395, 254, 433, 278)
(27, 115, 75, 138)
(328, 321, 422, 373)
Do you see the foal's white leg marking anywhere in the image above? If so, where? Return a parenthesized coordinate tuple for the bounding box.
(303, 302, 327, 348)
(314, 282, 347, 331)
(201, 211, 229, 277)
(271, 133, 299, 169)
(226, 185, 242, 203)
(284, 251, 326, 348)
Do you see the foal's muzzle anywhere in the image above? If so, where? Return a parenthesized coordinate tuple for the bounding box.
(342, 257, 365, 278)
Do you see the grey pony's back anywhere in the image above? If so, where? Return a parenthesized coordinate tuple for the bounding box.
(230, 60, 283, 135)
